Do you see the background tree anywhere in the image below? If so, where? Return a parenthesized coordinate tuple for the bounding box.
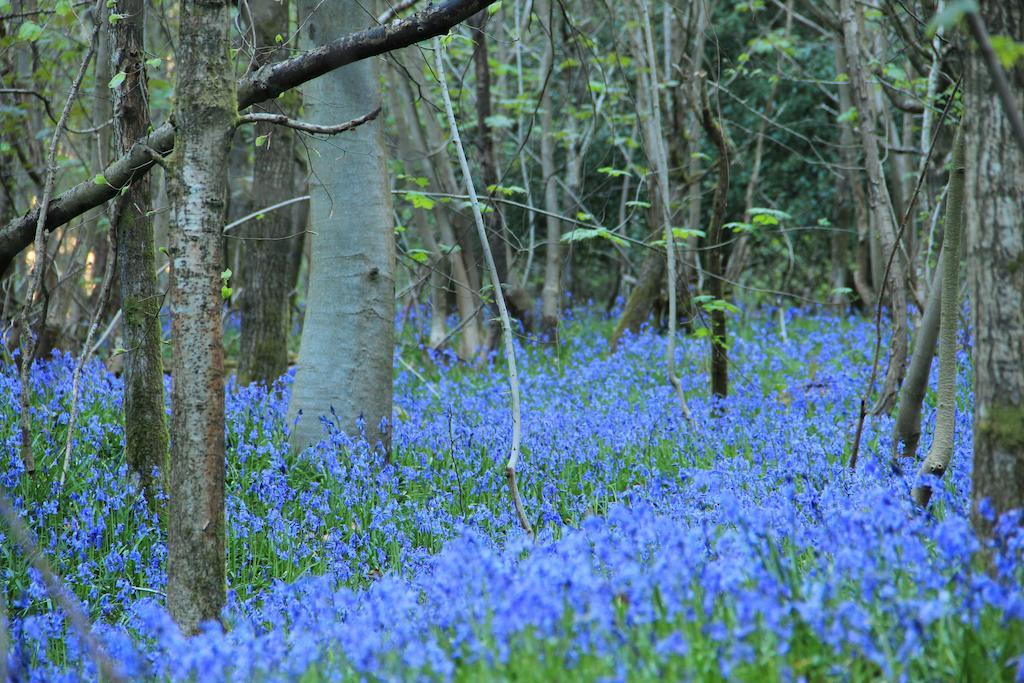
(965, 2, 1024, 534)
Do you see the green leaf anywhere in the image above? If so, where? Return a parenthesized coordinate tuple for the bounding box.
(146, 58, 163, 69)
(108, 71, 127, 89)
(221, 286, 233, 300)
(93, 174, 108, 185)
(255, 135, 268, 147)
(407, 248, 431, 264)
(597, 166, 632, 178)
(220, 268, 232, 281)
(407, 192, 435, 210)
(724, 221, 755, 233)
(837, 107, 858, 124)
(108, 12, 124, 24)
(55, 0, 73, 17)
(672, 227, 705, 240)
(560, 227, 626, 247)
(275, 34, 284, 44)
(991, 35, 1024, 69)
(487, 0, 502, 14)
(17, 21, 44, 42)
(484, 114, 515, 129)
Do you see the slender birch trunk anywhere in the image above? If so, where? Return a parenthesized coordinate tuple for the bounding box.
(166, 0, 234, 634)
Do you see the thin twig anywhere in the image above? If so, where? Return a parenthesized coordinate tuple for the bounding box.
(849, 76, 960, 469)
(223, 195, 310, 233)
(17, 2, 104, 476)
(236, 107, 381, 135)
(434, 37, 533, 536)
(0, 492, 125, 682)
(378, 0, 420, 23)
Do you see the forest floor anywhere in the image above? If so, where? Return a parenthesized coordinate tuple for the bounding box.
(2, 307, 1022, 681)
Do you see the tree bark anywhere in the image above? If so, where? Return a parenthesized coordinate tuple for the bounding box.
(289, 0, 395, 453)
(166, 0, 234, 635)
(966, 1, 1024, 535)
(110, 0, 169, 501)
(912, 125, 965, 507)
(238, 0, 299, 386)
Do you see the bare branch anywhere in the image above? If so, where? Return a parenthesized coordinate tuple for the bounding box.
(237, 106, 381, 135)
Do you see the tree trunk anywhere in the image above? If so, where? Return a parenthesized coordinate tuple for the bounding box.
(538, 0, 561, 337)
(166, 0, 234, 635)
(111, 0, 169, 501)
(289, 0, 395, 453)
(967, 1, 1024, 534)
(892, 248, 942, 462)
(238, 0, 298, 386)
(834, 30, 874, 309)
(840, 0, 909, 416)
(698, 78, 730, 401)
(912, 125, 965, 506)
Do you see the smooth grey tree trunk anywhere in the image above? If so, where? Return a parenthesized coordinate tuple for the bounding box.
(912, 126, 965, 507)
(289, 0, 395, 453)
(166, 0, 233, 634)
(892, 248, 942, 463)
(110, 0, 169, 503)
(966, 1, 1024, 535)
(238, 0, 298, 386)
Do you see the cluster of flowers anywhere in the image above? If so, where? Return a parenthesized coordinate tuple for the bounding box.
(1, 307, 1021, 681)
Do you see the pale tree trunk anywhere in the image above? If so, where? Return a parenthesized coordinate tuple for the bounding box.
(840, 0, 909, 416)
(912, 125, 964, 506)
(111, 0, 169, 501)
(166, 0, 234, 634)
(238, 0, 298, 386)
(966, 2, 1024, 534)
(537, 0, 561, 337)
(289, 0, 395, 453)
(834, 29, 874, 308)
(892, 248, 942, 462)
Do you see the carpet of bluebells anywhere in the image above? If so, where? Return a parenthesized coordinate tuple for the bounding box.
(1, 307, 1023, 682)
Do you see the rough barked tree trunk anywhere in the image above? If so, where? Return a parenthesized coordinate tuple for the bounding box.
(238, 0, 298, 386)
(840, 0, 909, 416)
(289, 0, 395, 452)
(966, 1, 1024, 534)
(698, 77, 730, 401)
(166, 0, 233, 634)
(912, 125, 965, 507)
(110, 0, 169, 502)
